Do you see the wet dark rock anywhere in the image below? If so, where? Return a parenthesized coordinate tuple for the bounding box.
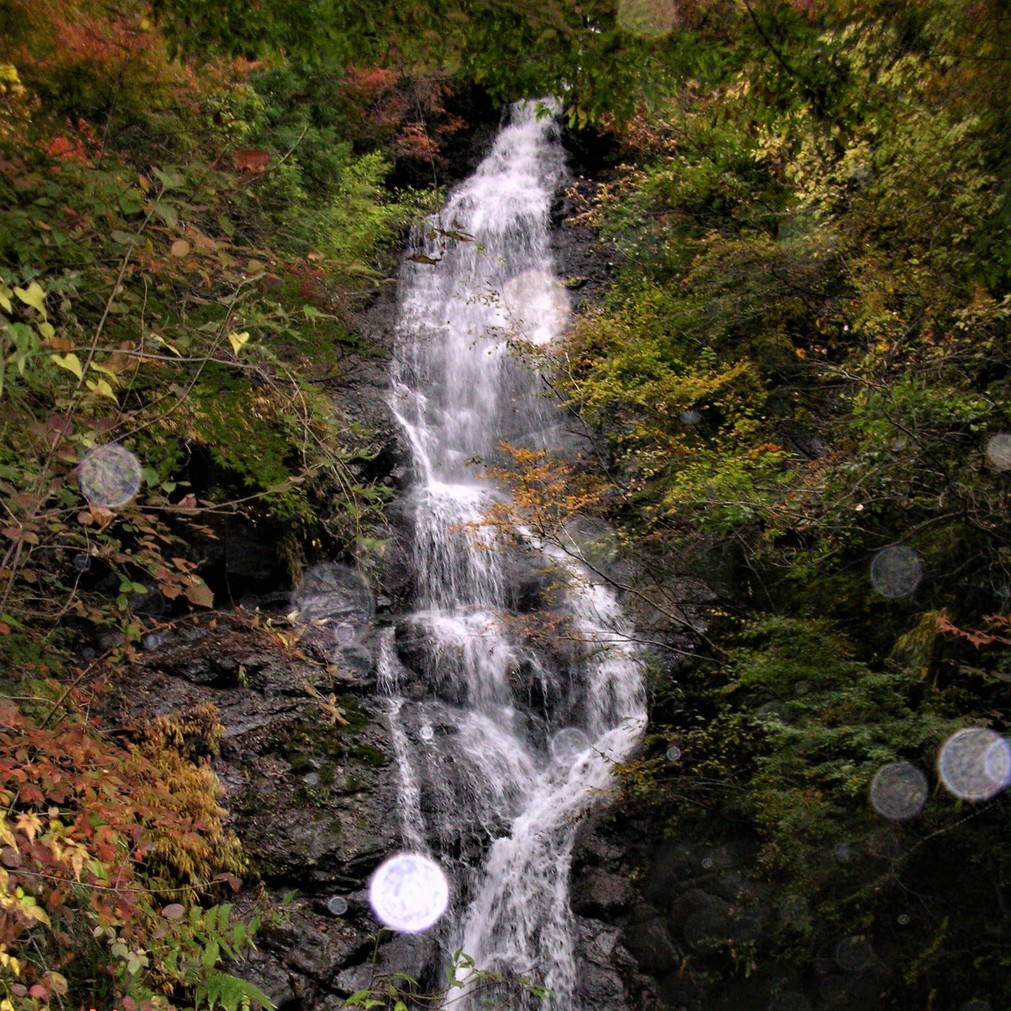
(571, 866, 635, 918)
(575, 921, 634, 1011)
(620, 905, 685, 976)
(116, 614, 407, 1007)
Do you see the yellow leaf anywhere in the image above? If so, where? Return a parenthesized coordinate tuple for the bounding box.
(85, 377, 118, 401)
(89, 360, 122, 380)
(13, 281, 46, 320)
(228, 331, 251, 354)
(0, 283, 13, 313)
(15, 811, 41, 844)
(51, 352, 83, 380)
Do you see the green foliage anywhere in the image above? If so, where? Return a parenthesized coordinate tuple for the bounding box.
(0, 3, 432, 1008)
(542, 3, 1011, 1006)
(717, 618, 946, 874)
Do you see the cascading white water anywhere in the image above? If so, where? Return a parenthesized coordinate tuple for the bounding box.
(385, 102, 645, 1010)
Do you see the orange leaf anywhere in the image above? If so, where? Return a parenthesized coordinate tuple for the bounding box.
(231, 148, 271, 172)
(184, 579, 214, 608)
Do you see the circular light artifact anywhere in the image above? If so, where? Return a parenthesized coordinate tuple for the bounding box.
(834, 934, 873, 973)
(419, 723, 435, 743)
(833, 841, 852, 864)
(369, 852, 449, 934)
(666, 745, 682, 762)
(938, 727, 1011, 801)
(326, 895, 348, 916)
(985, 432, 1011, 471)
(870, 544, 923, 599)
(869, 762, 928, 820)
(549, 727, 591, 765)
(77, 443, 142, 508)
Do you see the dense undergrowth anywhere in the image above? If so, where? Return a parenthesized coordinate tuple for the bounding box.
(538, 2, 1011, 1006)
(0, 0, 458, 1006)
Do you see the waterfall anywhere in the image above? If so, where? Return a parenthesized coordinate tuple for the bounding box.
(384, 102, 645, 1010)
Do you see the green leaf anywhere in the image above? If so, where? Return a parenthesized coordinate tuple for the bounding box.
(154, 200, 179, 228)
(119, 187, 145, 215)
(202, 937, 220, 969)
(152, 166, 186, 191)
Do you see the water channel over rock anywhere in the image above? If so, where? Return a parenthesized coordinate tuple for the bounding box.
(384, 102, 646, 1008)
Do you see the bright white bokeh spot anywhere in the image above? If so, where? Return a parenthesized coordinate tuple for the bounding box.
(985, 735, 1011, 786)
(617, 0, 679, 38)
(369, 852, 449, 933)
(870, 762, 928, 820)
(501, 270, 570, 345)
(870, 544, 923, 599)
(549, 727, 591, 765)
(326, 895, 348, 916)
(985, 432, 1011, 470)
(938, 727, 1011, 801)
(77, 443, 142, 507)
(419, 723, 435, 743)
(835, 934, 872, 972)
(666, 745, 682, 762)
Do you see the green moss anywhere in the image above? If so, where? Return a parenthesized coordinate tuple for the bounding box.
(350, 743, 387, 767)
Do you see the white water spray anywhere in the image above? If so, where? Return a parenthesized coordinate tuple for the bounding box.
(385, 102, 645, 1009)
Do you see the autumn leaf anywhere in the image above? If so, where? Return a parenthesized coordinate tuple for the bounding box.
(184, 578, 214, 608)
(228, 331, 251, 354)
(50, 352, 83, 380)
